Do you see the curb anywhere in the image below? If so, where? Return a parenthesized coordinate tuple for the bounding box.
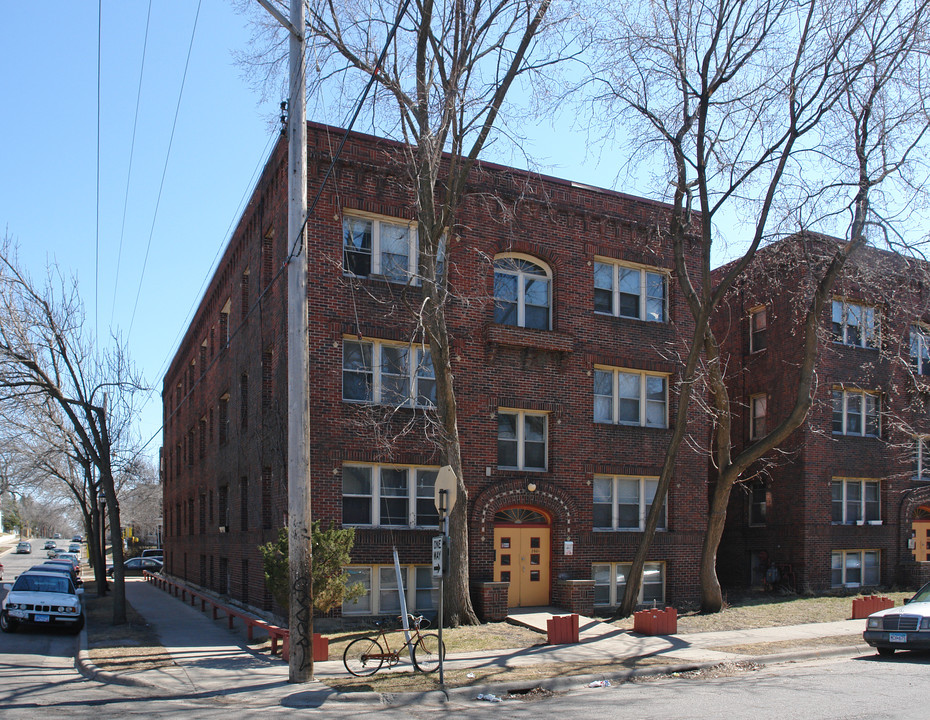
(277, 642, 873, 708)
(72, 631, 874, 705)
(75, 623, 159, 689)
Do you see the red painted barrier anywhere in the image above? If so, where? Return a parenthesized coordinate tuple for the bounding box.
(547, 613, 580, 644)
(142, 571, 325, 661)
(633, 607, 678, 635)
(851, 595, 894, 619)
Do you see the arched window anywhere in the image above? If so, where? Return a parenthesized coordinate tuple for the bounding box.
(493, 255, 551, 330)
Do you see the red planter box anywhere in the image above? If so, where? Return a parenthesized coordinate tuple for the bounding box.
(633, 607, 678, 635)
(851, 595, 894, 619)
(547, 613, 580, 644)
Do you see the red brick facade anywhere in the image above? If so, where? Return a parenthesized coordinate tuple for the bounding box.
(162, 122, 709, 620)
(713, 237, 930, 593)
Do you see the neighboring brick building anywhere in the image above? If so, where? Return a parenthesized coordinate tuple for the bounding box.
(162, 122, 710, 620)
(713, 236, 930, 594)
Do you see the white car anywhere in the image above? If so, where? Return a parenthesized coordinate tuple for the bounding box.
(1, 570, 84, 634)
(863, 582, 930, 656)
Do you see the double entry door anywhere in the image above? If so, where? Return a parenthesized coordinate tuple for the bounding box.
(493, 523, 550, 607)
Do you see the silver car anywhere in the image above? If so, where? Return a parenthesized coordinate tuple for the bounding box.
(863, 582, 930, 656)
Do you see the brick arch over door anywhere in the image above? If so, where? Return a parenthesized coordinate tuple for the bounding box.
(472, 478, 579, 545)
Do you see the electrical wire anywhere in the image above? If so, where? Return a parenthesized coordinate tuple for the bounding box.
(132, 131, 279, 453)
(110, 0, 153, 330)
(140, 0, 414, 456)
(95, 0, 102, 337)
(287, 0, 414, 262)
(126, 0, 203, 343)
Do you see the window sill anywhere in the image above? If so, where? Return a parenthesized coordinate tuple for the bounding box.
(496, 466, 547, 473)
(831, 340, 879, 351)
(486, 323, 574, 353)
(595, 420, 670, 431)
(594, 311, 667, 325)
(592, 527, 666, 533)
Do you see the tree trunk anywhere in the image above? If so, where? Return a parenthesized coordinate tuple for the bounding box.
(425, 297, 479, 626)
(699, 474, 732, 613)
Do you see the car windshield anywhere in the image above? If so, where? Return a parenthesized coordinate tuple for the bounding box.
(912, 584, 930, 603)
(12, 574, 72, 594)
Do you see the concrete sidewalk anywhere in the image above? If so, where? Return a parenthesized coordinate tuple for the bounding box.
(76, 579, 873, 706)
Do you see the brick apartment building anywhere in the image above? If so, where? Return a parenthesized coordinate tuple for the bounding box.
(713, 236, 930, 594)
(161, 122, 711, 621)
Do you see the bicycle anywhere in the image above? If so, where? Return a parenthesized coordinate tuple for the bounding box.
(343, 614, 446, 676)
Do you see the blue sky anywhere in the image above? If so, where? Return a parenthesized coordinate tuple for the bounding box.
(0, 1, 622, 463)
(1, 2, 282, 461)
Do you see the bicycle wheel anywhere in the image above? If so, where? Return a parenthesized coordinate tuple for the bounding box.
(344, 636, 384, 676)
(412, 633, 445, 673)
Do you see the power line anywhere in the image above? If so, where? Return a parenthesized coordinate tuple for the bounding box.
(110, 0, 154, 330)
(132, 132, 279, 448)
(95, 0, 102, 337)
(126, 0, 204, 343)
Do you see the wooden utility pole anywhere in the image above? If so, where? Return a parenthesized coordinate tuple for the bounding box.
(257, 0, 312, 683)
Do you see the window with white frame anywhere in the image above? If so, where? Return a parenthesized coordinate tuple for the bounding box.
(593, 260, 666, 322)
(497, 410, 547, 470)
(831, 478, 880, 524)
(910, 325, 930, 375)
(832, 300, 878, 348)
(832, 389, 880, 436)
(342, 339, 435, 407)
(750, 307, 767, 352)
(914, 436, 930, 481)
(592, 476, 666, 531)
(343, 214, 417, 282)
(342, 465, 440, 528)
(592, 562, 665, 606)
(594, 367, 668, 428)
(341, 565, 439, 616)
(831, 549, 880, 587)
(750, 395, 767, 439)
(493, 255, 551, 330)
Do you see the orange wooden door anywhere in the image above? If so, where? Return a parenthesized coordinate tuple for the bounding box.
(493, 525, 551, 607)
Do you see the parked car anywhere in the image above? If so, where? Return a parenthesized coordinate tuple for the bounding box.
(46, 548, 60, 558)
(141, 548, 163, 560)
(44, 540, 57, 550)
(0, 570, 84, 634)
(67, 543, 81, 554)
(71, 535, 82, 543)
(0, 562, 3, 581)
(15, 541, 31, 554)
(864, 581, 930, 656)
(107, 557, 163, 578)
(54, 553, 81, 572)
(52, 533, 61, 539)
(38, 560, 82, 586)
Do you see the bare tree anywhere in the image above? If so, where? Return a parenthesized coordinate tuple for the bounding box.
(239, 0, 572, 624)
(0, 238, 147, 623)
(584, 0, 930, 614)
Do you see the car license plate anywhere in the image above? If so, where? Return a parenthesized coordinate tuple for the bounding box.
(34, 614, 50, 623)
(890, 632, 907, 643)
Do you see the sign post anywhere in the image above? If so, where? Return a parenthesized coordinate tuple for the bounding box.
(433, 465, 457, 686)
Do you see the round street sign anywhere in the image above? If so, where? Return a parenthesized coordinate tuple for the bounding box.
(433, 465, 458, 513)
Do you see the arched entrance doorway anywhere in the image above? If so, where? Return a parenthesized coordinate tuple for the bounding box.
(493, 507, 551, 607)
(912, 506, 930, 562)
